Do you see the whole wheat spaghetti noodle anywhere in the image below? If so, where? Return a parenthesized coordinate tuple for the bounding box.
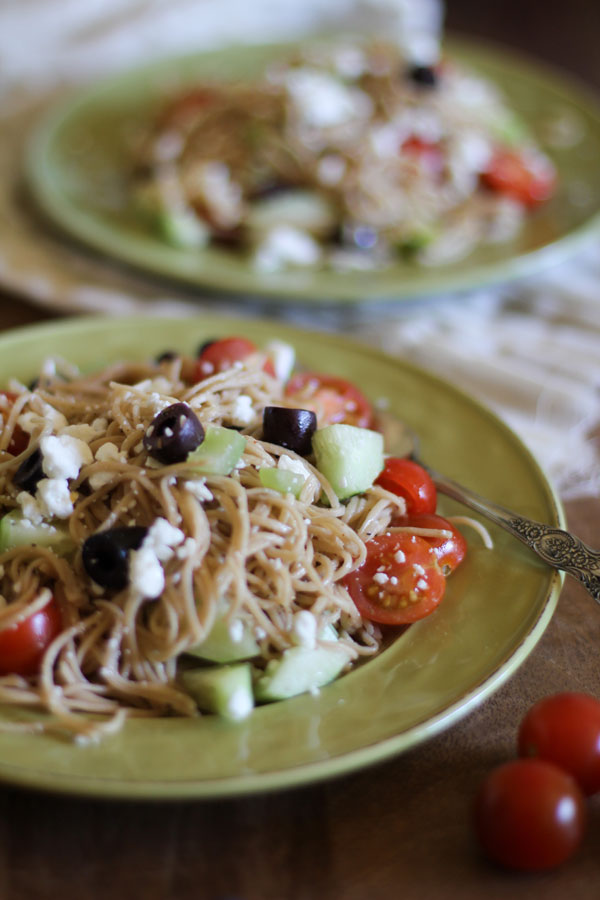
(0, 342, 417, 742)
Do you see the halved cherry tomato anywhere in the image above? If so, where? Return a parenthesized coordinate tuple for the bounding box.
(375, 457, 437, 516)
(342, 532, 445, 625)
(193, 337, 275, 381)
(474, 759, 586, 871)
(518, 692, 600, 796)
(0, 596, 62, 677)
(0, 392, 29, 456)
(284, 372, 374, 428)
(401, 136, 444, 177)
(393, 512, 467, 574)
(480, 149, 556, 208)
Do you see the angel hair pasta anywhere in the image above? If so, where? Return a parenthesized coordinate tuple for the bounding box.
(0, 336, 467, 742)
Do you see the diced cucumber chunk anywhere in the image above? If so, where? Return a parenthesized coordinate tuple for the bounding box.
(187, 426, 246, 476)
(0, 510, 75, 555)
(181, 663, 254, 721)
(489, 111, 530, 146)
(254, 644, 350, 702)
(157, 209, 210, 249)
(259, 466, 304, 497)
(312, 424, 384, 500)
(187, 614, 259, 663)
(398, 225, 437, 256)
(247, 190, 336, 237)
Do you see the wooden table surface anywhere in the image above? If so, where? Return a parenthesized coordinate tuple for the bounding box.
(1, 2, 600, 896)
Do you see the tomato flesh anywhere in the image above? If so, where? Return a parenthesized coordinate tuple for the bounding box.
(393, 512, 467, 573)
(0, 596, 62, 677)
(342, 532, 445, 625)
(0, 392, 29, 455)
(375, 457, 437, 516)
(193, 337, 275, 381)
(474, 759, 586, 871)
(285, 372, 374, 428)
(481, 149, 556, 208)
(518, 692, 600, 796)
(401, 136, 444, 177)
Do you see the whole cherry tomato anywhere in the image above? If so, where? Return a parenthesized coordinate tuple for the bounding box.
(285, 372, 374, 428)
(395, 512, 467, 573)
(0, 596, 62, 677)
(473, 759, 586, 872)
(518, 692, 600, 796)
(342, 532, 445, 625)
(375, 457, 437, 516)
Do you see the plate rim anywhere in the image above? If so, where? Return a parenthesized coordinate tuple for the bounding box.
(0, 314, 565, 799)
(24, 35, 600, 306)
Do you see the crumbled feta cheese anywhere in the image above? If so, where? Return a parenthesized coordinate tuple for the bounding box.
(394, 549, 406, 564)
(36, 478, 74, 518)
(88, 442, 127, 490)
(278, 454, 310, 481)
(145, 517, 185, 561)
(254, 226, 321, 272)
(412, 564, 426, 576)
(285, 68, 371, 128)
(373, 572, 389, 584)
(184, 479, 213, 502)
(94, 443, 122, 464)
(60, 423, 96, 443)
(16, 491, 44, 525)
(92, 417, 108, 433)
(292, 609, 318, 649)
(416, 578, 429, 591)
(230, 394, 255, 426)
(40, 434, 92, 481)
(317, 154, 346, 186)
(264, 340, 295, 382)
(129, 544, 165, 599)
(18, 404, 67, 436)
(332, 45, 367, 79)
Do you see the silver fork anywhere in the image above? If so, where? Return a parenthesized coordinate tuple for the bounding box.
(380, 414, 600, 603)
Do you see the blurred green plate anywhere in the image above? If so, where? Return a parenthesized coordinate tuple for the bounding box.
(25, 37, 600, 305)
(0, 315, 564, 798)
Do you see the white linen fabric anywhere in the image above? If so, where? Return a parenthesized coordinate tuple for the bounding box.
(0, 0, 598, 499)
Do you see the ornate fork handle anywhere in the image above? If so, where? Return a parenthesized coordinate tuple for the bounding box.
(430, 469, 600, 603)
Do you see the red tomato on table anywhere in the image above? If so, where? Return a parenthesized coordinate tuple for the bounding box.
(518, 692, 600, 796)
(0, 596, 62, 677)
(285, 372, 374, 429)
(342, 532, 445, 625)
(474, 759, 586, 871)
(375, 457, 437, 516)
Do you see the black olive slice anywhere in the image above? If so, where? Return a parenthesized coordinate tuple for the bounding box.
(143, 403, 205, 465)
(155, 350, 179, 364)
(82, 526, 148, 591)
(406, 64, 438, 88)
(13, 448, 44, 494)
(262, 407, 317, 457)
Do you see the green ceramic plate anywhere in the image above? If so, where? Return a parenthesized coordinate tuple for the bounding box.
(0, 315, 564, 798)
(25, 37, 600, 305)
